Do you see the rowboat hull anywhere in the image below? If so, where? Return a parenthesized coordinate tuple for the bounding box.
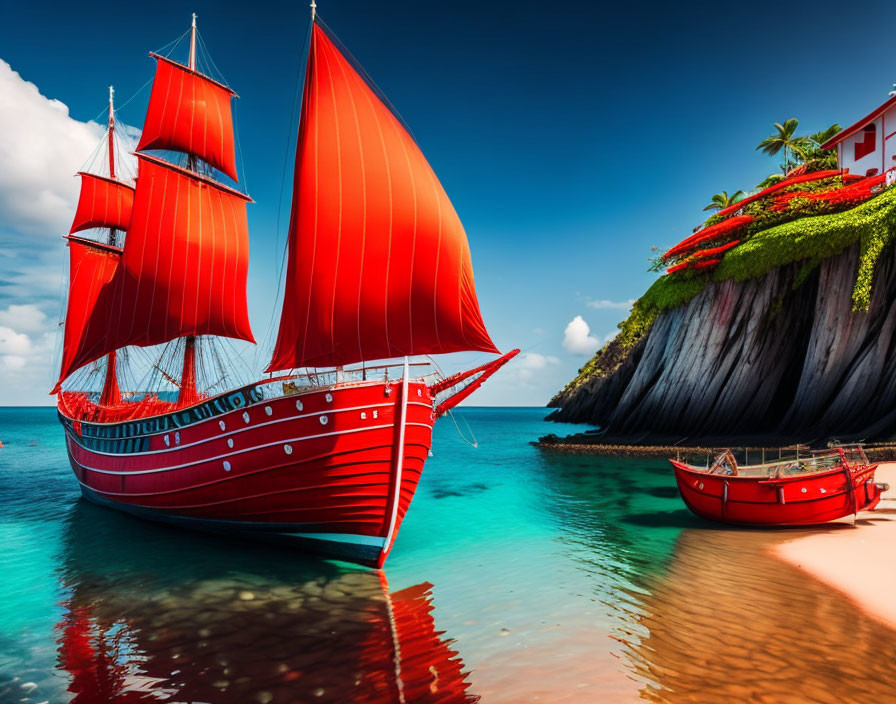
(671, 459, 883, 526)
(60, 378, 434, 567)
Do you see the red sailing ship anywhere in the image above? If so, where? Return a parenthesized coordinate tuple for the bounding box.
(54, 9, 517, 567)
(670, 446, 886, 525)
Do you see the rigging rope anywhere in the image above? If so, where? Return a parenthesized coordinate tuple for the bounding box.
(446, 408, 478, 449)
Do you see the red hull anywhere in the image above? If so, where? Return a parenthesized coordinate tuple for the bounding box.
(60, 378, 435, 566)
(671, 460, 883, 526)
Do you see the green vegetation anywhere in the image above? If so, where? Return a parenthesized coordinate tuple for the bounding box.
(564, 186, 896, 394)
(758, 173, 785, 189)
(562, 117, 890, 395)
(756, 119, 809, 174)
(715, 187, 896, 310)
(803, 125, 842, 172)
(755, 119, 840, 176)
(703, 190, 744, 212)
(754, 118, 840, 179)
(561, 272, 713, 392)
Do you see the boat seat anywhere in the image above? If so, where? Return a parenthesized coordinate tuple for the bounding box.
(709, 450, 738, 476)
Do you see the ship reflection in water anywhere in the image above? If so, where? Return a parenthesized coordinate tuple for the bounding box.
(54, 503, 477, 704)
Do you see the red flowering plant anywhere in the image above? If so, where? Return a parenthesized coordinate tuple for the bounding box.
(665, 241, 741, 274)
(692, 258, 722, 270)
(662, 215, 753, 262)
(771, 173, 886, 212)
(661, 170, 894, 277)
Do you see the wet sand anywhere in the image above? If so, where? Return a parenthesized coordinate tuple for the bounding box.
(775, 462, 896, 631)
(619, 526, 896, 703)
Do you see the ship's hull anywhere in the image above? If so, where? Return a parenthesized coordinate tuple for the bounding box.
(60, 378, 435, 567)
(671, 460, 883, 526)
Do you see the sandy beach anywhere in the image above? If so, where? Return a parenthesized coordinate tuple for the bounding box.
(775, 462, 896, 630)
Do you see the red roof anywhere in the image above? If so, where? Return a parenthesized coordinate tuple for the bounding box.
(822, 94, 896, 150)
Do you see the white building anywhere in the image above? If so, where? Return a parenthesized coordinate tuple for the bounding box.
(823, 93, 896, 177)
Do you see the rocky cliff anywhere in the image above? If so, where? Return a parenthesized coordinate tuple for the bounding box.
(548, 188, 896, 446)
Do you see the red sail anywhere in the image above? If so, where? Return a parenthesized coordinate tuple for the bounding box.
(266, 24, 498, 371)
(109, 155, 254, 350)
(69, 173, 134, 234)
(137, 55, 239, 181)
(53, 238, 122, 393)
(53, 155, 254, 389)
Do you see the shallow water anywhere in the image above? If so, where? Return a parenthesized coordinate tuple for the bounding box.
(0, 407, 894, 703)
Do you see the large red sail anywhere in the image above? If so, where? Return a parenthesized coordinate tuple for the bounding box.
(136, 55, 239, 180)
(267, 24, 498, 371)
(53, 156, 254, 387)
(70, 173, 134, 234)
(53, 238, 122, 393)
(110, 155, 254, 350)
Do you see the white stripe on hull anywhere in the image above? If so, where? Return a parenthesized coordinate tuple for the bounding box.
(65, 400, 434, 457)
(67, 421, 434, 476)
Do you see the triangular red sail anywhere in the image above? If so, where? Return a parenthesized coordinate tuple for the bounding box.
(136, 54, 239, 181)
(267, 24, 499, 371)
(53, 238, 122, 393)
(69, 173, 134, 234)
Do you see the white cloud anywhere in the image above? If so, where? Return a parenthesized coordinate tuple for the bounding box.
(516, 351, 560, 381)
(0, 324, 32, 371)
(562, 315, 602, 356)
(0, 59, 140, 403)
(587, 298, 635, 310)
(0, 325, 31, 356)
(517, 352, 560, 370)
(502, 351, 562, 386)
(0, 59, 107, 235)
(0, 304, 48, 334)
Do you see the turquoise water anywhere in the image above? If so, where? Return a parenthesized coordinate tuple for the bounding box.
(2, 407, 896, 703)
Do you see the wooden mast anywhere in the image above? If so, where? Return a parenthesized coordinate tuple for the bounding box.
(178, 12, 200, 406)
(99, 85, 121, 407)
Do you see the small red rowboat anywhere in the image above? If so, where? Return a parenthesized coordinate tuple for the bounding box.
(670, 446, 887, 526)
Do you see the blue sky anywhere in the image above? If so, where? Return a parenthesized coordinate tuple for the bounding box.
(1, 0, 895, 405)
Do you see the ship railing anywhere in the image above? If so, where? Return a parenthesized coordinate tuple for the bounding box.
(254, 361, 440, 400)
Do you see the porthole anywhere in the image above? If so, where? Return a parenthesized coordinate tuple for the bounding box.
(284, 444, 293, 455)
(296, 400, 303, 411)
(219, 420, 226, 431)
(373, 410, 378, 419)
(164, 435, 170, 447)
(417, 388, 422, 397)
(801, 487, 807, 493)
(227, 438, 234, 449)
(697, 482, 704, 490)
(320, 415, 329, 426)
(361, 411, 367, 420)
(820, 488, 827, 494)
(325, 393, 333, 403)
(242, 411, 250, 424)
(265, 406, 273, 416)
(223, 461, 232, 472)
(175, 432, 180, 445)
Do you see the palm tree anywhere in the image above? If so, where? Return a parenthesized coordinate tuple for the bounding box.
(756, 119, 811, 173)
(703, 190, 745, 212)
(800, 123, 842, 172)
(809, 124, 842, 147)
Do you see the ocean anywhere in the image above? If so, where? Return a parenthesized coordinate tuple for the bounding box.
(2, 406, 895, 703)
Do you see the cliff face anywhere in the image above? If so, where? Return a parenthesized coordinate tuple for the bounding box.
(549, 242, 896, 444)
